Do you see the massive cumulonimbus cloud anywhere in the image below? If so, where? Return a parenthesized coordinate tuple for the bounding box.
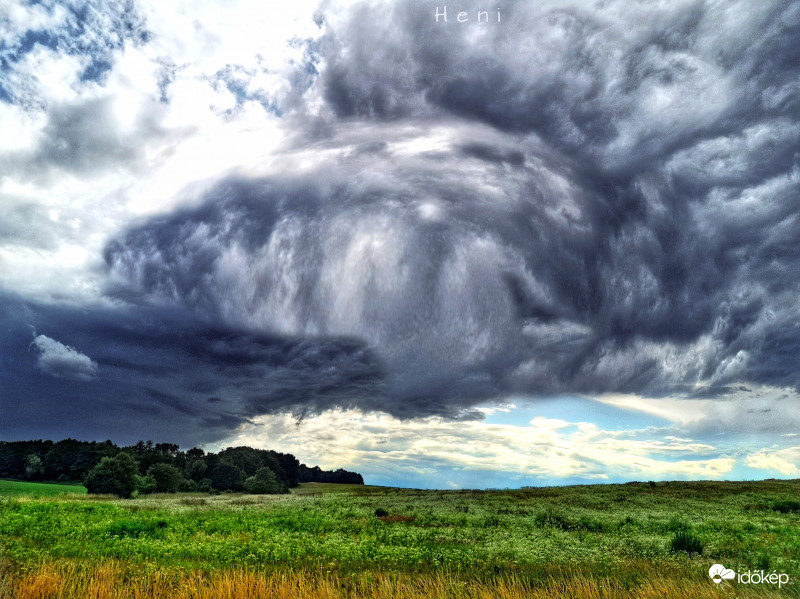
(103, 126, 597, 406)
(100, 0, 800, 417)
(2, 0, 799, 449)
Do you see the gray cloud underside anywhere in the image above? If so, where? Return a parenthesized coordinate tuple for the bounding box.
(0, 295, 382, 446)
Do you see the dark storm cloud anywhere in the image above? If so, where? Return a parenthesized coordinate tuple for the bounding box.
(100, 0, 800, 420)
(318, 1, 800, 166)
(99, 144, 794, 411)
(104, 146, 595, 411)
(0, 294, 383, 446)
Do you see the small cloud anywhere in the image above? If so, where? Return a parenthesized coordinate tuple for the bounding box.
(31, 334, 98, 381)
(745, 448, 800, 476)
(474, 403, 515, 416)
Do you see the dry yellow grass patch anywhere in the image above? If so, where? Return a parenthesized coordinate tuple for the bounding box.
(4, 561, 789, 599)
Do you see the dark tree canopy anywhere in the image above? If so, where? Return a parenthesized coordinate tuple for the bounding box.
(147, 463, 184, 493)
(218, 447, 264, 477)
(0, 439, 363, 494)
(209, 461, 246, 492)
(299, 465, 364, 485)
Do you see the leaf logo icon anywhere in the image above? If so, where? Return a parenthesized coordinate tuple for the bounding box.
(709, 564, 736, 583)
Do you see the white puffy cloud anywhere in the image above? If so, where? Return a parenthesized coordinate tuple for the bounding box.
(746, 447, 800, 477)
(0, 0, 324, 305)
(31, 334, 98, 381)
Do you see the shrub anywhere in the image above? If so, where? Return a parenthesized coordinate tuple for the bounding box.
(134, 474, 158, 495)
(576, 516, 605, 532)
(147, 463, 185, 493)
(105, 519, 168, 538)
(772, 500, 800, 514)
(670, 531, 703, 555)
(483, 515, 501, 527)
(665, 517, 689, 532)
(179, 478, 198, 492)
(534, 510, 571, 530)
(533, 511, 604, 532)
(243, 467, 288, 494)
(84, 454, 139, 498)
(618, 515, 636, 528)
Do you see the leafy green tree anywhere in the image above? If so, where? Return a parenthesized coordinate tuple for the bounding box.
(209, 461, 245, 491)
(184, 458, 208, 482)
(43, 439, 112, 482)
(186, 447, 205, 459)
(0, 440, 51, 479)
(25, 454, 43, 480)
(267, 451, 299, 487)
(135, 474, 158, 495)
(147, 463, 185, 493)
(84, 453, 139, 498)
(123, 440, 173, 474)
(155, 443, 180, 457)
(218, 447, 264, 477)
(179, 478, 198, 492)
(298, 465, 364, 484)
(244, 467, 289, 494)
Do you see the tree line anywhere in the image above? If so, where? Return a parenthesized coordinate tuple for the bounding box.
(0, 439, 363, 498)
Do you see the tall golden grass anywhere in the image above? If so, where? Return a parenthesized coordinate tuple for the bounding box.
(5, 560, 788, 599)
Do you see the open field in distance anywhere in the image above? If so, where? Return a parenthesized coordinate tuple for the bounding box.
(0, 479, 87, 497)
(1, 479, 798, 598)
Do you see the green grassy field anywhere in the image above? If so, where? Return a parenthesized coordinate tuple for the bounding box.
(0, 479, 86, 497)
(1, 479, 798, 597)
